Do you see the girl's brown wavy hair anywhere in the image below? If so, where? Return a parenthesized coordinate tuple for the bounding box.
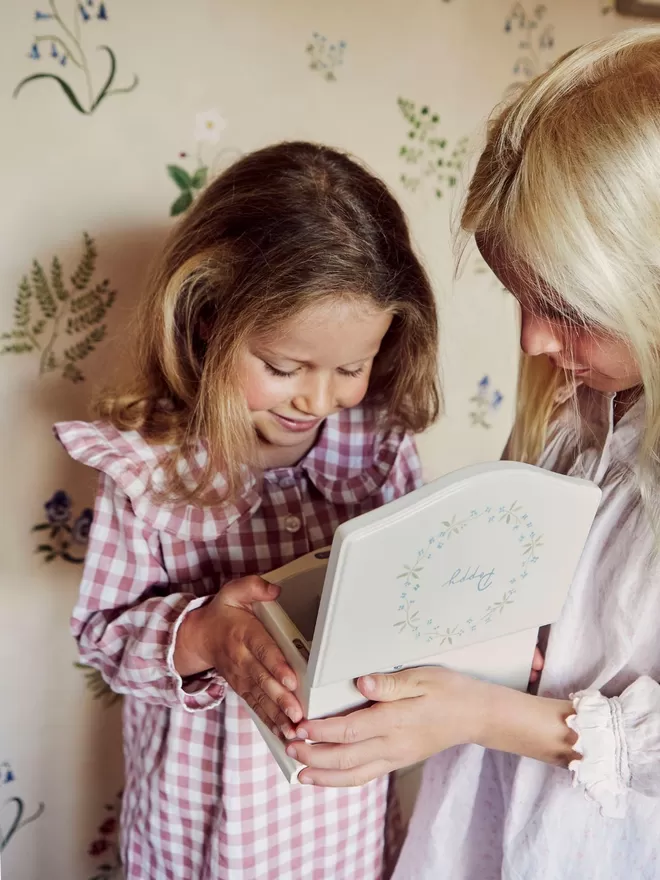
(97, 141, 440, 502)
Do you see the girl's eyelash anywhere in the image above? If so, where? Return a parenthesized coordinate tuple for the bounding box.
(264, 362, 365, 379)
(264, 363, 298, 378)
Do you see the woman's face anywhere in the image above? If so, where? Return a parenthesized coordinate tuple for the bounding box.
(477, 236, 642, 394)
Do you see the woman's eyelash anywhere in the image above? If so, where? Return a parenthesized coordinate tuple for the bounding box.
(338, 366, 365, 378)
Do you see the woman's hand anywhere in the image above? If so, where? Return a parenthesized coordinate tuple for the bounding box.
(289, 665, 578, 787)
(174, 576, 303, 738)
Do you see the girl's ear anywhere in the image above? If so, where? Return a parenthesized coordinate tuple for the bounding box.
(199, 320, 210, 341)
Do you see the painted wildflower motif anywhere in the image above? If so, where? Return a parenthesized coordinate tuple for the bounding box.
(394, 501, 542, 644)
(167, 110, 241, 216)
(75, 662, 120, 706)
(0, 233, 116, 382)
(32, 491, 91, 564)
(86, 792, 122, 879)
(504, 3, 555, 83)
(0, 763, 45, 854)
(15, 1, 138, 114)
(469, 375, 504, 428)
(397, 99, 468, 199)
(306, 33, 347, 81)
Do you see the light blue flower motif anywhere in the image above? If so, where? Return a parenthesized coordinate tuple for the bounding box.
(79, 3, 90, 21)
(35, 10, 53, 19)
(98, 2, 108, 20)
(28, 42, 40, 59)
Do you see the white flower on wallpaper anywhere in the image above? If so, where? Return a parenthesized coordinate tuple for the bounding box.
(194, 109, 227, 144)
(166, 109, 241, 216)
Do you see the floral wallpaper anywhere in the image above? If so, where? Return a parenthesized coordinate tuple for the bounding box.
(15, 2, 138, 114)
(0, 1, 634, 876)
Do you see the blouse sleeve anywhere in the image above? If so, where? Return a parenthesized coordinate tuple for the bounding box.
(567, 676, 660, 817)
(72, 471, 226, 712)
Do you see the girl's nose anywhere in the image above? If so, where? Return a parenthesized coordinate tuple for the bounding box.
(520, 311, 563, 357)
(293, 374, 334, 418)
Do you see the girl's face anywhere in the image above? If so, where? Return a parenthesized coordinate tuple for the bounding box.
(238, 298, 392, 465)
(478, 237, 642, 394)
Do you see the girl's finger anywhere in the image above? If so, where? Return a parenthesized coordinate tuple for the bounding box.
(532, 647, 544, 670)
(240, 684, 297, 739)
(296, 702, 390, 744)
(297, 759, 392, 789)
(246, 655, 303, 725)
(245, 626, 298, 692)
(288, 736, 388, 772)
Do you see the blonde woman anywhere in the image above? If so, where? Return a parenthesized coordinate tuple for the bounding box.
(292, 30, 660, 878)
(54, 142, 440, 880)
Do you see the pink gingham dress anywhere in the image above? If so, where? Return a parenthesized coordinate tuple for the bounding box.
(54, 405, 422, 880)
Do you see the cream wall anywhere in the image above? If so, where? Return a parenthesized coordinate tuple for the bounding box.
(0, 1, 638, 876)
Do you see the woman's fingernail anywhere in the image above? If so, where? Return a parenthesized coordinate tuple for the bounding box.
(361, 675, 375, 693)
(286, 745, 297, 759)
(271, 724, 281, 737)
(296, 728, 308, 741)
(286, 707, 300, 723)
(283, 727, 297, 740)
(299, 774, 314, 785)
(283, 677, 296, 691)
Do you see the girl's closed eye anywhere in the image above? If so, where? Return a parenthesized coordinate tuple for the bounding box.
(263, 362, 300, 378)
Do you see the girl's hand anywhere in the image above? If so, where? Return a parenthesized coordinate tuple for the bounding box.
(529, 645, 545, 687)
(174, 576, 303, 738)
(289, 666, 486, 787)
(290, 665, 577, 788)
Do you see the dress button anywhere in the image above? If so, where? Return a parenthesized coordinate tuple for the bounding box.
(279, 476, 296, 489)
(283, 514, 302, 533)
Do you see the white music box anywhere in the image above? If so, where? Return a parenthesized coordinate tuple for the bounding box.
(248, 462, 601, 782)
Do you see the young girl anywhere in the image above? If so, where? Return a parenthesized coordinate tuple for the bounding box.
(54, 142, 440, 879)
(290, 30, 660, 879)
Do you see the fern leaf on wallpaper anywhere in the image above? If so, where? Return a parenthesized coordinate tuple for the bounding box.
(70, 232, 97, 290)
(0, 233, 116, 382)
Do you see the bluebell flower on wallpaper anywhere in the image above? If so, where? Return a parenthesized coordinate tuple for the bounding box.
(0, 233, 117, 383)
(15, 2, 137, 114)
(166, 110, 241, 216)
(306, 33, 347, 81)
(32, 491, 91, 564)
(397, 99, 468, 199)
(0, 762, 45, 854)
(469, 375, 504, 429)
(85, 792, 122, 879)
(504, 3, 555, 83)
(0, 763, 15, 786)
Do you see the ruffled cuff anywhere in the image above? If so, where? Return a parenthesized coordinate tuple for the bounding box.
(167, 596, 227, 711)
(566, 689, 630, 818)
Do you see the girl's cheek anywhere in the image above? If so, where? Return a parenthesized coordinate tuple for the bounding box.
(241, 366, 282, 412)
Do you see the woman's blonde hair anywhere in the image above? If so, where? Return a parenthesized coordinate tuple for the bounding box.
(97, 142, 440, 502)
(462, 27, 660, 520)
